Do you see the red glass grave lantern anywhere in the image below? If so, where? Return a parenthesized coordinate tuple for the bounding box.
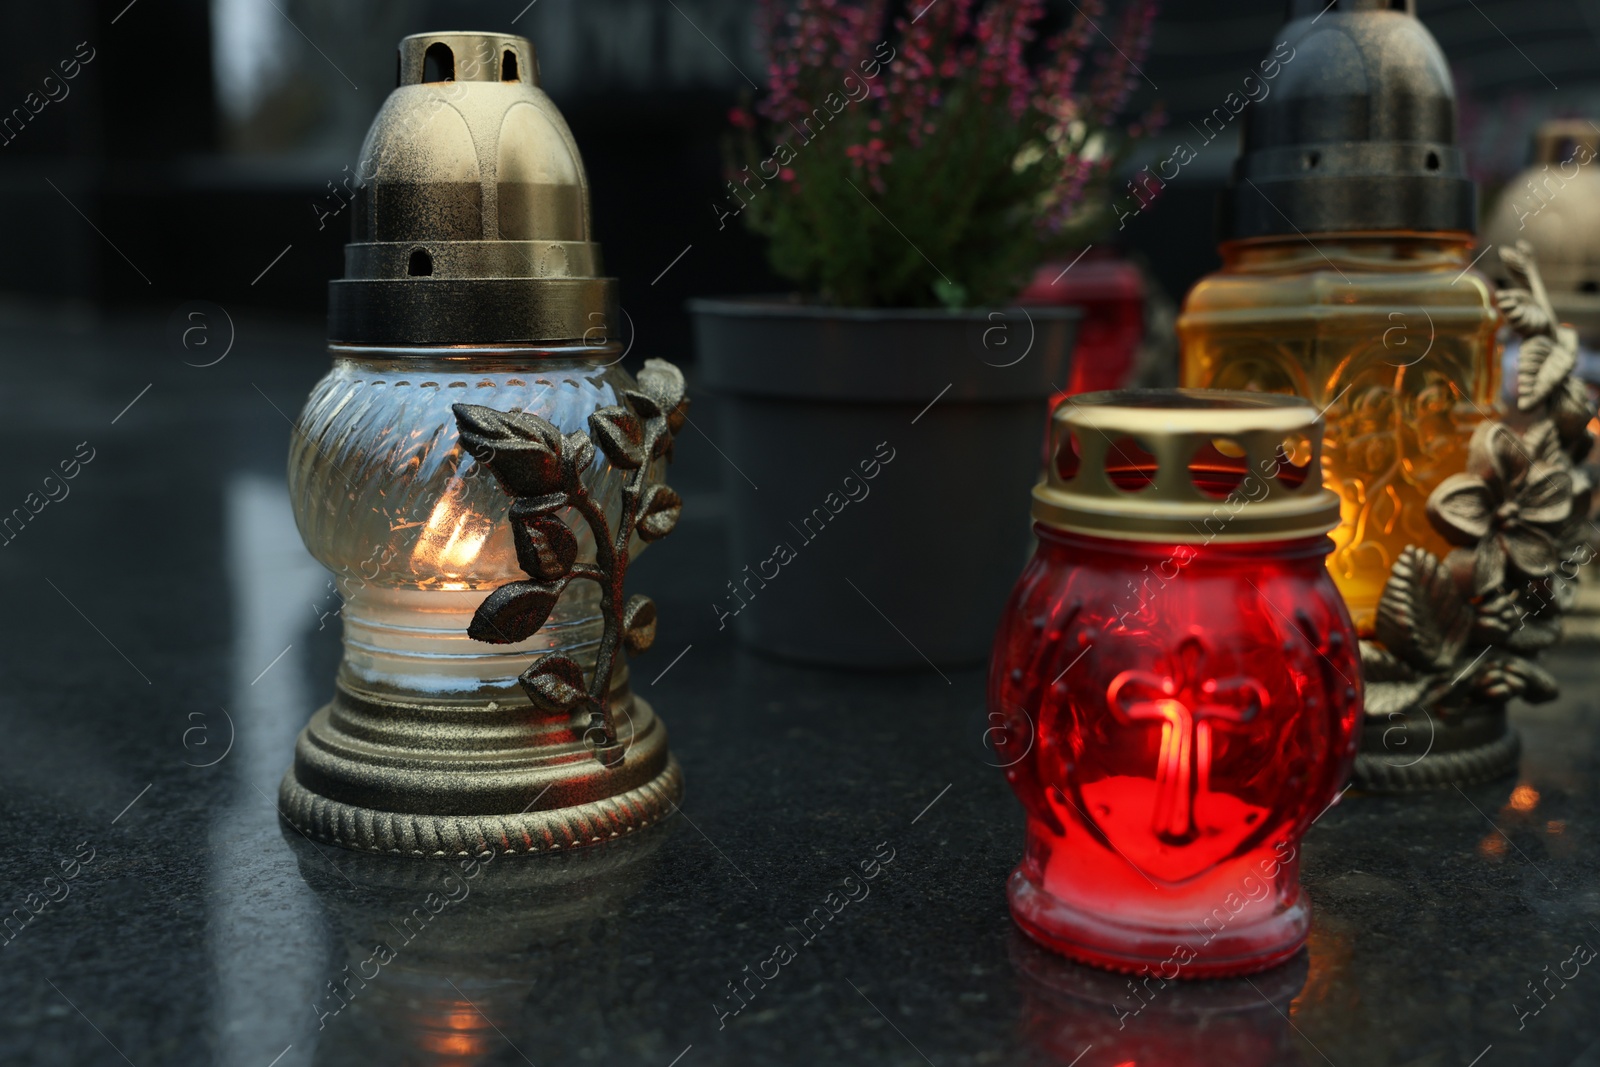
(990, 390, 1361, 977)
(1018, 250, 1146, 399)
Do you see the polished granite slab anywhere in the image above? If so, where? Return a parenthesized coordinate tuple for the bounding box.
(0, 311, 1597, 1066)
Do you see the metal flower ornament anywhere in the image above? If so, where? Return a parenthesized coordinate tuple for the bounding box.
(1431, 423, 1576, 596)
(452, 359, 689, 765)
(1356, 242, 1596, 789)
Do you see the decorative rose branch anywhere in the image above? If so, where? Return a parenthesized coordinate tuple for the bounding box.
(1361, 242, 1595, 718)
(451, 359, 689, 764)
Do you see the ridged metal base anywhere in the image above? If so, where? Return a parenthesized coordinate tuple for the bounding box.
(1352, 727, 1521, 793)
(280, 755, 682, 857)
(279, 679, 683, 857)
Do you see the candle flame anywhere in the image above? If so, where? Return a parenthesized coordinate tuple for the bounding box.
(411, 486, 494, 581)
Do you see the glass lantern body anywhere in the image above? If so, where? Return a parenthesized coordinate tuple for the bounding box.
(289, 343, 634, 703)
(990, 525, 1360, 976)
(1178, 233, 1500, 634)
(1018, 252, 1146, 397)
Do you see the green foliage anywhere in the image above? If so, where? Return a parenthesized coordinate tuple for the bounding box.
(725, 0, 1160, 309)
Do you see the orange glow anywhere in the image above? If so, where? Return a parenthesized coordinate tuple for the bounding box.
(416, 1029, 483, 1058)
(411, 487, 494, 577)
(1179, 235, 1500, 636)
(1479, 832, 1508, 858)
(1548, 820, 1566, 835)
(1290, 919, 1353, 1018)
(415, 1001, 496, 1059)
(1509, 783, 1540, 813)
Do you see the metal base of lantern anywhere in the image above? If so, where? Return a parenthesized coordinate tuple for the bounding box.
(1352, 704, 1521, 793)
(279, 680, 682, 857)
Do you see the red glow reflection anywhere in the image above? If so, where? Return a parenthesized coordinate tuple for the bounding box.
(991, 528, 1360, 976)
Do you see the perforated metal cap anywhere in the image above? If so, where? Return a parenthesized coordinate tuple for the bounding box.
(1034, 389, 1342, 544)
(1220, 0, 1476, 240)
(329, 31, 617, 345)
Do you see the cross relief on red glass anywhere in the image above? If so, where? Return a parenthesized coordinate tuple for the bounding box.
(1106, 637, 1268, 845)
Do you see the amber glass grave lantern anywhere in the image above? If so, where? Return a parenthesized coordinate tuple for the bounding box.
(1179, 0, 1499, 635)
(990, 390, 1361, 976)
(278, 32, 684, 856)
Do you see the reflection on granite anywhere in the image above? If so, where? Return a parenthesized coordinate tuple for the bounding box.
(292, 831, 667, 1066)
(0, 312, 1597, 1066)
(1011, 933, 1309, 1066)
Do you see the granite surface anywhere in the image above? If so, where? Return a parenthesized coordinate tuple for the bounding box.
(0, 311, 1598, 1067)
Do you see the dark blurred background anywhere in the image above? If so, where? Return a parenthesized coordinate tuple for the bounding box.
(4, 0, 1599, 358)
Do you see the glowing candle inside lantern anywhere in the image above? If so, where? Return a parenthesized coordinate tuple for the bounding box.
(1177, 2, 1499, 635)
(278, 30, 685, 858)
(411, 481, 496, 585)
(991, 390, 1360, 977)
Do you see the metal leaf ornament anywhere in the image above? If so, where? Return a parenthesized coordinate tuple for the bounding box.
(1358, 243, 1595, 782)
(451, 358, 690, 764)
(1373, 546, 1470, 670)
(512, 510, 579, 582)
(454, 406, 567, 498)
(1517, 334, 1578, 412)
(1497, 289, 1552, 339)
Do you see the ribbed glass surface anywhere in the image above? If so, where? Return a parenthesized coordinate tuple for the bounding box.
(288, 351, 633, 697)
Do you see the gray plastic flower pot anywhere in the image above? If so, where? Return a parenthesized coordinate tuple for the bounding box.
(689, 296, 1078, 668)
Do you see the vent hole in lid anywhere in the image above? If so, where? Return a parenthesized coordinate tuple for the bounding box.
(423, 42, 455, 83)
(502, 49, 519, 82)
(1191, 438, 1250, 500)
(1275, 433, 1312, 488)
(1105, 435, 1158, 492)
(1055, 431, 1081, 481)
(1304, 150, 1320, 170)
(408, 248, 433, 276)
(1583, 281, 1599, 294)
(1425, 150, 1440, 171)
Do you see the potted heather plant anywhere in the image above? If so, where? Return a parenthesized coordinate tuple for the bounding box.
(690, 0, 1159, 667)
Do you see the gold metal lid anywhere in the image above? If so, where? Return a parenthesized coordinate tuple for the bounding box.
(328, 31, 617, 345)
(1033, 389, 1341, 544)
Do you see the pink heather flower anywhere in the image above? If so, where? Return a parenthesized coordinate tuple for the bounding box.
(744, 0, 1165, 274)
(888, 0, 972, 143)
(1086, 0, 1155, 121)
(846, 135, 894, 186)
(1037, 0, 1102, 108)
(756, 0, 889, 125)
